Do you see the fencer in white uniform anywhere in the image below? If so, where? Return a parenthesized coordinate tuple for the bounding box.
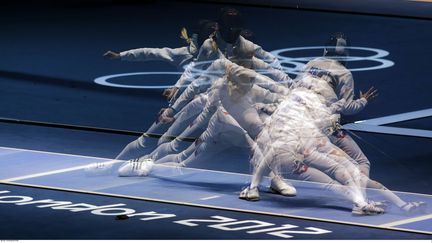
(153, 66, 281, 160)
(156, 40, 291, 145)
(106, 8, 284, 161)
(293, 33, 425, 211)
(241, 87, 425, 214)
(113, 32, 223, 161)
(120, 66, 297, 196)
(103, 19, 218, 70)
(114, 40, 285, 161)
(294, 33, 375, 176)
(296, 73, 426, 212)
(240, 88, 385, 215)
(153, 55, 291, 161)
(133, 5, 291, 150)
(115, 28, 289, 161)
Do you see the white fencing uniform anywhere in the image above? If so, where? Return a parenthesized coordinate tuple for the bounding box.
(115, 43, 222, 160)
(248, 92, 369, 207)
(115, 57, 281, 161)
(120, 46, 196, 70)
(295, 57, 371, 176)
(248, 88, 410, 209)
(116, 40, 287, 163)
(151, 66, 283, 162)
(162, 59, 289, 151)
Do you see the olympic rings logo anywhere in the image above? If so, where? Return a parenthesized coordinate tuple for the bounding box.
(271, 46, 394, 75)
(94, 46, 394, 89)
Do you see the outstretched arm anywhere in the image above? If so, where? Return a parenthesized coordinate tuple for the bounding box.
(106, 46, 193, 68)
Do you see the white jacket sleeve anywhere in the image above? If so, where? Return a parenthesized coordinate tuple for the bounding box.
(253, 44, 283, 70)
(170, 80, 206, 112)
(337, 72, 368, 115)
(170, 60, 225, 112)
(252, 85, 283, 104)
(264, 66, 292, 86)
(173, 62, 196, 89)
(254, 73, 290, 96)
(170, 39, 224, 97)
(253, 59, 293, 88)
(120, 46, 193, 68)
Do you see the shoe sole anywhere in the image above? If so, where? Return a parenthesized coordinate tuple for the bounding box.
(239, 194, 260, 201)
(352, 210, 385, 216)
(269, 186, 297, 197)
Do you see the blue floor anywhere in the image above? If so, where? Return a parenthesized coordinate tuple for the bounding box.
(1, 146, 431, 235)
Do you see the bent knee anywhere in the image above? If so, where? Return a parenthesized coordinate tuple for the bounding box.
(367, 179, 386, 190)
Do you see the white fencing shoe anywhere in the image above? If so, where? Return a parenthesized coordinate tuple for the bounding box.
(352, 203, 385, 216)
(368, 200, 390, 210)
(239, 187, 260, 201)
(118, 158, 154, 177)
(401, 201, 427, 214)
(270, 177, 297, 197)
